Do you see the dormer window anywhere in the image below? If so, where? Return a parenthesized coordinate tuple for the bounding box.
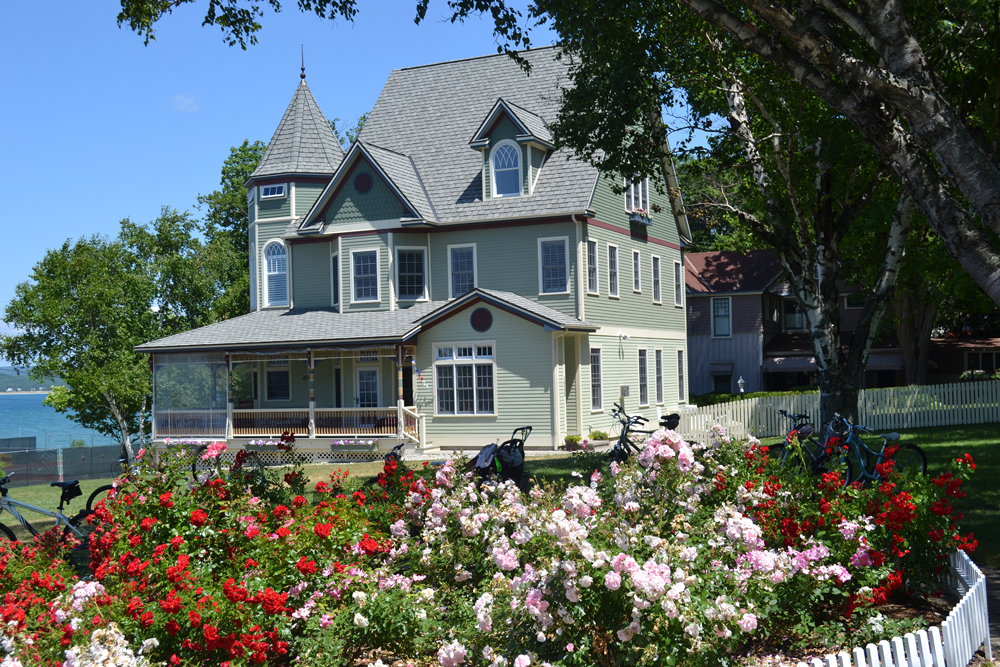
(491, 141, 521, 197)
(261, 184, 286, 198)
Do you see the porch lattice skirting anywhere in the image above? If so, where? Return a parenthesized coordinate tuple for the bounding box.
(795, 551, 990, 667)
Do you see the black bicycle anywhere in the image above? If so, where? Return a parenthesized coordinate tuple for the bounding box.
(827, 413, 927, 484)
(608, 403, 652, 463)
(767, 410, 854, 485)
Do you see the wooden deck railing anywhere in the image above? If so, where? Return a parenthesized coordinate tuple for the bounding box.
(232, 409, 310, 437)
(314, 408, 401, 436)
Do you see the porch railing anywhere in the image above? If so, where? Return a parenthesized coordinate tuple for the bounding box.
(232, 409, 310, 437)
(314, 408, 415, 437)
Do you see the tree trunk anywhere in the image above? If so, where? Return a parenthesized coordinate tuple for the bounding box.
(895, 293, 936, 385)
(102, 389, 136, 464)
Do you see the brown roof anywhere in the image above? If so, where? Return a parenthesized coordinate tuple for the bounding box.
(929, 337, 1000, 350)
(684, 250, 783, 294)
(764, 332, 899, 356)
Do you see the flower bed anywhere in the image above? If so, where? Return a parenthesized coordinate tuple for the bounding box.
(0, 425, 977, 667)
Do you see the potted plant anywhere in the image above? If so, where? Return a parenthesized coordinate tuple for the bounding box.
(628, 207, 651, 225)
(330, 439, 379, 453)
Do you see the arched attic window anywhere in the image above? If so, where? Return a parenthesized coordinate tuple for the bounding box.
(264, 242, 288, 306)
(491, 140, 522, 198)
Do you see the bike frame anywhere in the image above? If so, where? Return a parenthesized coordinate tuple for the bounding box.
(838, 424, 892, 483)
(0, 496, 85, 538)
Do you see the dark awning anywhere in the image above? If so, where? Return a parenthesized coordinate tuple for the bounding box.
(709, 362, 734, 376)
(763, 356, 816, 373)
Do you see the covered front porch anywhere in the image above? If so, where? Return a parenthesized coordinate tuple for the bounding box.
(151, 346, 424, 445)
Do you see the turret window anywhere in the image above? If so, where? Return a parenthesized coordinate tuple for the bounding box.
(491, 141, 522, 198)
(264, 242, 288, 307)
(261, 184, 286, 198)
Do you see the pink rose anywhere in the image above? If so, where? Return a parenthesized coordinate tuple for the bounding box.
(604, 571, 622, 590)
(514, 656, 531, 667)
(737, 613, 758, 632)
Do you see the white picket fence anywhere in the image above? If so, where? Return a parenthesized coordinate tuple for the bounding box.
(795, 551, 991, 667)
(678, 380, 1000, 440)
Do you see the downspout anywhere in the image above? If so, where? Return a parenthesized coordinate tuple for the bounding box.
(551, 330, 570, 450)
(572, 215, 585, 321)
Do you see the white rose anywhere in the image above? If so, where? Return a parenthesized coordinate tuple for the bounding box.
(353, 613, 369, 628)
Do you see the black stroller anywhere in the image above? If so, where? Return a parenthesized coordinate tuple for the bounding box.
(465, 426, 532, 492)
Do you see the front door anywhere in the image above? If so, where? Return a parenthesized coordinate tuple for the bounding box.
(357, 368, 379, 408)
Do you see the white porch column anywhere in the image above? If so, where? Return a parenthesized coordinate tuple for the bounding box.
(308, 350, 316, 438)
(396, 345, 405, 443)
(225, 353, 233, 440)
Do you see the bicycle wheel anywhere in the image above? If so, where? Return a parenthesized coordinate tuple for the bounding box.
(0, 524, 15, 543)
(87, 485, 115, 511)
(891, 444, 927, 477)
(191, 445, 224, 485)
(230, 451, 268, 491)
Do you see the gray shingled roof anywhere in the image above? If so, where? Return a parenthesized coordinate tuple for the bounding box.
(249, 80, 344, 180)
(505, 101, 553, 144)
(346, 48, 597, 224)
(136, 289, 597, 352)
(362, 142, 438, 221)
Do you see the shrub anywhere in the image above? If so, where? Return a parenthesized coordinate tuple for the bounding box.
(70, 438, 86, 448)
(588, 430, 609, 441)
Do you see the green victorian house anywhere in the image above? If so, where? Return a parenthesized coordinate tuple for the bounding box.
(137, 48, 693, 454)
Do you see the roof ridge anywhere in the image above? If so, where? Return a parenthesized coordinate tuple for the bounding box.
(360, 140, 410, 158)
(394, 45, 559, 72)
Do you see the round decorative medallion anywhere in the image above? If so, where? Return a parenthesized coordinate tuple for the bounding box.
(471, 308, 493, 332)
(354, 172, 373, 194)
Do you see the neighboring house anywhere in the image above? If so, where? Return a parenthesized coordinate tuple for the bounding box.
(684, 250, 906, 395)
(137, 48, 693, 450)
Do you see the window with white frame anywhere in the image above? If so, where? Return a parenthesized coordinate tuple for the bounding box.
(434, 343, 495, 415)
(331, 253, 340, 307)
(261, 184, 286, 198)
(674, 261, 684, 307)
(264, 242, 288, 307)
(491, 141, 522, 198)
(784, 299, 805, 331)
(247, 187, 255, 204)
(352, 249, 379, 302)
(652, 256, 662, 303)
(590, 348, 602, 411)
(249, 246, 257, 310)
(712, 297, 731, 337)
(608, 245, 619, 297)
(624, 177, 649, 213)
(638, 349, 649, 406)
(396, 248, 427, 300)
(655, 349, 663, 404)
(587, 240, 598, 294)
(633, 251, 641, 292)
(677, 349, 686, 402)
(450, 245, 476, 298)
(539, 238, 568, 294)
(967, 351, 1000, 373)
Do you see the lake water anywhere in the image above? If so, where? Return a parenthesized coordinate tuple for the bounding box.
(0, 394, 116, 448)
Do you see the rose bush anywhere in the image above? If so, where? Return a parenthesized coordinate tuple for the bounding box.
(0, 426, 975, 667)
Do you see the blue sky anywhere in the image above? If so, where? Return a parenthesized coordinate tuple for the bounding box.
(0, 0, 556, 347)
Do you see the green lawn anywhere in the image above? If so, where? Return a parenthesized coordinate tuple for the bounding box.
(0, 479, 112, 541)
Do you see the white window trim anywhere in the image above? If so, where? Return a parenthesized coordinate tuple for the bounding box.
(589, 345, 604, 413)
(447, 243, 478, 299)
(673, 260, 684, 307)
(586, 239, 599, 295)
(265, 368, 292, 403)
(632, 250, 642, 293)
(350, 247, 381, 304)
(537, 236, 571, 296)
(654, 348, 664, 405)
(711, 296, 733, 339)
(490, 139, 523, 199)
(432, 340, 498, 417)
(624, 177, 650, 213)
(249, 240, 257, 311)
(677, 349, 688, 404)
(395, 246, 429, 301)
(262, 240, 288, 308)
(355, 365, 380, 408)
(260, 183, 287, 199)
(608, 243, 620, 299)
(331, 252, 340, 307)
(651, 254, 662, 304)
(247, 186, 255, 204)
(638, 348, 649, 407)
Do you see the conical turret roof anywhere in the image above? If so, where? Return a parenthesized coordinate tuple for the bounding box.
(249, 80, 344, 180)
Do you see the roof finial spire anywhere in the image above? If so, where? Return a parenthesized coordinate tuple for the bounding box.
(300, 45, 306, 81)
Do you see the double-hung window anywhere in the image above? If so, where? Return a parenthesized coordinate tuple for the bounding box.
(652, 256, 662, 303)
(590, 348, 603, 411)
(352, 249, 379, 302)
(539, 237, 568, 294)
(264, 242, 288, 307)
(638, 349, 649, 406)
(784, 299, 805, 331)
(608, 245, 619, 297)
(396, 248, 427, 300)
(674, 261, 684, 307)
(587, 240, 598, 294)
(331, 253, 340, 307)
(712, 297, 731, 337)
(266, 359, 290, 401)
(655, 349, 663, 404)
(633, 251, 641, 292)
(677, 350, 687, 402)
(450, 245, 476, 298)
(434, 343, 495, 415)
(624, 177, 649, 213)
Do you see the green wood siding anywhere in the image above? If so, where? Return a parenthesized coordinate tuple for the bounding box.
(249, 197, 256, 224)
(417, 223, 577, 317)
(530, 146, 546, 192)
(295, 183, 326, 217)
(340, 234, 390, 311)
(415, 304, 555, 443)
(325, 159, 409, 224)
(260, 360, 310, 408)
(259, 191, 291, 219)
(291, 241, 333, 308)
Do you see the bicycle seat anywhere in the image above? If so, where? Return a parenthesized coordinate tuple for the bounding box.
(50, 481, 80, 490)
(879, 432, 901, 442)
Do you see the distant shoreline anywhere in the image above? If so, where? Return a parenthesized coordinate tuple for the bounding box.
(1, 391, 50, 396)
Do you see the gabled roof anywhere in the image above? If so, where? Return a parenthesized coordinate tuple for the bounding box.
(249, 80, 344, 181)
(418, 288, 597, 332)
(468, 98, 554, 150)
(684, 250, 783, 294)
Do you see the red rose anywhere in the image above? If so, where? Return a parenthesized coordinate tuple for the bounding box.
(159, 591, 183, 614)
(295, 557, 317, 575)
(190, 509, 208, 526)
(160, 492, 174, 508)
(273, 505, 290, 518)
(140, 517, 157, 532)
(140, 612, 154, 628)
(293, 495, 307, 508)
(276, 527, 291, 538)
(189, 611, 202, 627)
(314, 522, 332, 538)
(170, 536, 185, 550)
